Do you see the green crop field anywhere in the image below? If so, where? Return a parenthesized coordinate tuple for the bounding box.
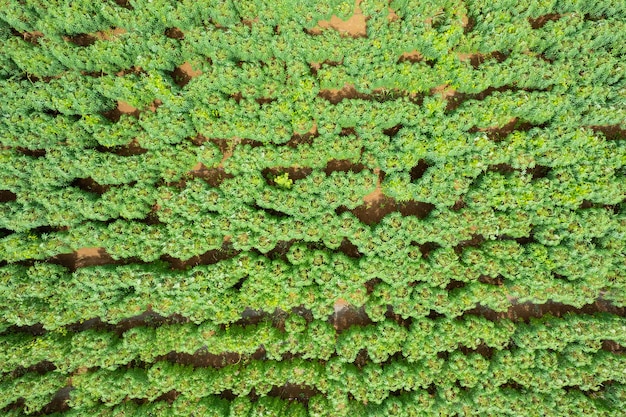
(1, 0, 625, 415)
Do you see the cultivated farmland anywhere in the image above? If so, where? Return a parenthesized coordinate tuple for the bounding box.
(1, 0, 625, 415)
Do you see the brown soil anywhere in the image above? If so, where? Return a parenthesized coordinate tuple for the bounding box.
(388, 6, 400, 23)
(115, 66, 144, 77)
(94, 27, 127, 41)
(432, 84, 469, 111)
(333, 298, 372, 331)
(164, 27, 185, 40)
(207, 137, 264, 167)
(470, 117, 518, 141)
(409, 159, 431, 182)
(255, 97, 277, 106)
(451, 198, 466, 211)
(589, 125, 626, 141)
(136, 389, 178, 405)
(318, 83, 422, 104)
(13, 29, 44, 45)
(160, 243, 239, 270)
(318, 83, 370, 104)
(147, 99, 163, 113)
(453, 234, 486, 255)
(268, 383, 320, 403)
(488, 163, 517, 175)
(309, 60, 342, 76)
(461, 14, 475, 33)
(117, 101, 138, 115)
(262, 167, 313, 185)
(38, 386, 72, 415)
(398, 50, 425, 64)
(478, 275, 505, 286)
(189, 134, 209, 146)
(190, 163, 235, 187)
(457, 52, 488, 69)
(16, 147, 47, 157)
(98, 138, 148, 156)
(171, 62, 202, 88)
(74, 247, 115, 268)
(208, 138, 235, 164)
(467, 298, 625, 323)
(0, 189, 17, 202)
(114, 311, 188, 335)
(324, 159, 366, 175)
(50, 247, 117, 271)
(70, 177, 111, 194)
(430, 84, 458, 101)
(309, 0, 367, 38)
(347, 168, 435, 224)
(62, 26, 124, 47)
(241, 18, 260, 28)
(286, 122, 318, 147)
(64, 33, 97, 47)
(337, 237, 362, 258)
(102, 100, 140, 122)
(528, 13, 562, 29)
(159, 348, 265, 369)
(602, 340, 625, 355)
(113, 0, 133, 9)
(397, 200, 436, 218)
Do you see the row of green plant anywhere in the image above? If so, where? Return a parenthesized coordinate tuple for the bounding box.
(2, 227, 624, 329)
(4, 349, 624, 415)
(2, 308, 623, 378)
(22, 384, 620, 417)
(2, 241, 622, 332)
(2, 184, 624, 262)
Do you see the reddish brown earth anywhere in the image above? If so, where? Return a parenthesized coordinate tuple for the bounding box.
(147, 99, 163, 113)
(102, 100, 140, 122)
(333, 298, 372, 331)
(286, 122, 319, 147)
(190, 162, 234, 187)
(460, 13, 480, 35)
(341, 167, 435, 225)
(468, 298, 625, 323)
(95, 27, 127, 40)
(528, 13, 563, 29)
(472, 117, 519, 141)
(63, 28, 125, 47)
(388, 6, 400, 23)
(160, 242, 239, 270)
(398, 50, 426, 64)
(0, 189, 17, 202)
(318, 83, 371, 104)
(308, 0, 367, 38)
(115, 66, 144, 77)
(171, 62, 202, 88)
(164, 27, 185, 40)
(12, 30, 44, 45)
(97, 138, 148, 156)
(430, 84, 458, 101)
(50, 247, 117, 271)
(589, 124, 626, 141)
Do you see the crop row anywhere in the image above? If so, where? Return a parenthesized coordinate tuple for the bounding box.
(2, 240, 623, 331)
(2, 185, 624, 262)
(3, 350, 624, 415)
(23, 385, 621, 417)
(1, 310, 623, 377)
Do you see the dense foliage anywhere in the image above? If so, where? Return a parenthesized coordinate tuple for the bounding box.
(1, 0, 625, 415)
